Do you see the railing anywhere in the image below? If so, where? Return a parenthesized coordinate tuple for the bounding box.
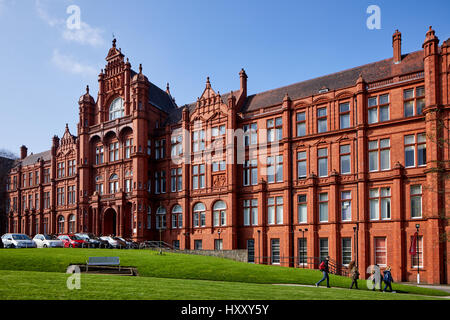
(139, 241, 175, 251)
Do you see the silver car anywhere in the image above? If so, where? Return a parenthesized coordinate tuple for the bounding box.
(33, 234, 64, 248)
(1, 233, 37, 248)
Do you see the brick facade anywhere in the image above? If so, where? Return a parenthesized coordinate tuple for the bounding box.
(6, 28, 449, 284)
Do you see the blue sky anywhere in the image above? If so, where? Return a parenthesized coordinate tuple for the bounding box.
(0, 0, 449, 156)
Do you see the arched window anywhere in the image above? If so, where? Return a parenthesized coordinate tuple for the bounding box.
(213, 201, 227, 227)
(171, 204, 182, 229)
(57, 215, 65, 234)
(109, 174, 119, 194)
(156, 206, 166, 229)
(193, 203, 206, 228)
(146, 206, 151, 230)
(109, 98, 124, 120)
(68, 214, 76, 233)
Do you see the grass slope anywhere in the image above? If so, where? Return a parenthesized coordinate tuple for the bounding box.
(0, 270, 444, 300)
(0, 248, 447, 297)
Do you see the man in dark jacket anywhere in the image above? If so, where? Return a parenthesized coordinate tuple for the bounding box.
(315, 256, 330, 288)
(383, 266, 394, 292)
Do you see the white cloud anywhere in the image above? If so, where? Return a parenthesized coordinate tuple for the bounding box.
(36, 0, 105, 47)
(62, 21, 105, 47)
(36, 0, 64, 27)
(51, 49, 97, 76)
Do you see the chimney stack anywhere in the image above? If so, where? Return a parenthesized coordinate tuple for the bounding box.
(239, 68, 247, 97)
(393, 29, 402, 64)
(20, 145, 28, 159)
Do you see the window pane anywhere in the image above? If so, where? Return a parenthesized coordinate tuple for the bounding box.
(297, 123, 306, 137)
(318, 119, 327, 133)
(318, 148, 328, 157)
(405, 146, 415, 167)
(319, 202, 328, 222)
(380, 105, 389, 122)
(369, 151, 378, 171)
(418, 144, 426, 166)
(296, 112, 305, 122)
(368, 97, 377, 107)
(368, 141, 378, 150)
(368, 108, 378, 124)
(404, 135, 415, 145)
(379, 94, 389, 104)
(404, 101, 414, 117)
(340, 114, 350, 129)
(404, 89, 414, 99)
(370, 199, 379, 220)
(380, 139, 390, 148)
(298, 204, 307, 223)
(381, 198, 391, 220)
(340, 145, 350, 154)
(380, 149, 390, 170)
(339, 103, 350, 113)
(411, 196, 422, 218)
(341, 155, 350, 174)
(318, 158, 328, 177)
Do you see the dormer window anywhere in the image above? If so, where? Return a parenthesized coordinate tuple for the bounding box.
(109, 97, 124, 120)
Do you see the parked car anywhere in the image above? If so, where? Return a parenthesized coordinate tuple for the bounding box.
(33, 234, 64, 248)
(99, 236, 125, 249)
(90, 235, 110, 248)
(1, 233, 37, 248)
(75, 233, 102, 248)
(116, 237, 138, 249)
(57, 234, 86, 248)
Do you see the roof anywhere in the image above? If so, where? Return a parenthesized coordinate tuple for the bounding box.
(14, 150, 52, 168)
(241, 51, 424, 112)
(130, 69, 177, 114)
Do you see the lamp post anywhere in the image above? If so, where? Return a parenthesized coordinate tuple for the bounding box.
(257, 230, 261, 264)
(353, 224, 359, 267)
(415, 224, 420, 284)
(299, 228, 308, 268)
(159, 217, 163, 255)
(217, 229, 221, 250)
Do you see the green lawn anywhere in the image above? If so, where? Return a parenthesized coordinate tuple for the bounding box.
(0, 270, 445, 300)
(0, 248, 447, 299)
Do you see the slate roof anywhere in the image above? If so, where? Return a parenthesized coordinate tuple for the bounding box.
(164, 50, 424, 125)
(130, 69, 178, 114)
(14, 150, 52, 168)
(241, 51, 424, 112)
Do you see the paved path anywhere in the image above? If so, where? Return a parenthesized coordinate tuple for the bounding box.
(272, 283, 450, 299)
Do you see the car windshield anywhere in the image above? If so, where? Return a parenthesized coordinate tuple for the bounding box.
(43, 235, 58, 240)
(12, 234, 30, 240)
(76, 234, 88, 240)
(69, 235, 80, 240)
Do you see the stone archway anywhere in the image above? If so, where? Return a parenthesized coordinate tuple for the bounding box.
(103, 208, 117, 236)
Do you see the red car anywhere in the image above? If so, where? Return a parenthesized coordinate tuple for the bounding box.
(57, 234, 86, 248)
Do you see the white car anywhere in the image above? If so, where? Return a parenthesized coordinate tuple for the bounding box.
(99, 236, 123, 249)
(1, 233, 37, 248)
(33, 234, 64, 248)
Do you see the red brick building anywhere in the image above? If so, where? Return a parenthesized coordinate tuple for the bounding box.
(6, 28, 449, 284)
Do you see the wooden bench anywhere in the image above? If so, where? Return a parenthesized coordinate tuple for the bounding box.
(86, 256, 120, 272)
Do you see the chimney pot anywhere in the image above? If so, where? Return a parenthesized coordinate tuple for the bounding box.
(20, 145, 28, 160)
(393, 30, 402, 64)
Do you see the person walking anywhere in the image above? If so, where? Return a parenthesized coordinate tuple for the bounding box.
(348, 261, 359, 289)
(315, 256, 330, 288)
(383, 266, 394, 292)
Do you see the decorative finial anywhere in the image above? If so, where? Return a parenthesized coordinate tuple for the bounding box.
(112, 38, 116, 48)
(86, 85, 89, 94)
(65, 123, 69, 129)
(139, 64, 142, 74)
